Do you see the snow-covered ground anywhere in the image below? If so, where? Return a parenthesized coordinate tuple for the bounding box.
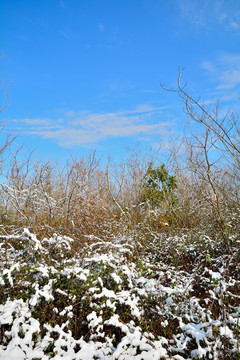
(0, 229, 239, 359)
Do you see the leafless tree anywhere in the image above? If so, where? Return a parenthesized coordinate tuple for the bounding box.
(162, 68, 240, 253)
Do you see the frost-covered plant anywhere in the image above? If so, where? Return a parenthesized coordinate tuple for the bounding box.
(0, 228, 239, 359)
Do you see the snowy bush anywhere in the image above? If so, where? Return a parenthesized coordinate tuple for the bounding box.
(0, 228, 239, 359)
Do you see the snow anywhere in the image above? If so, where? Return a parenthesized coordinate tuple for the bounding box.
(0, 228, 239, 359)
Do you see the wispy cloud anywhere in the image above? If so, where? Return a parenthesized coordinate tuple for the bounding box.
(201, 53, 240, 90)
(20, 105, 172, 148)
(217, 69, 240, 89)
(99, 23, 104, 32)
(18, 34, 32, 42)
(177, 0, 212, 29)
(177, 0, 240, 32)
(59, 0, 65, 9)
(59, 27, 71, 39)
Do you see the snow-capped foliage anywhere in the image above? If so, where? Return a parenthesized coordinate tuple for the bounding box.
(0, 229, 239, 359)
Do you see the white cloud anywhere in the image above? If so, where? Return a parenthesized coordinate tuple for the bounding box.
(177, 0, 211, 29)
(228, 21, 240, 30)
(22, 105, 172, 148)
(99, 23, 104, 32)
(201, 53, 240, 90)
(201, 61, 215, 73)
(217, 69, 240, 89)
(59, 0, 65, 8)
(177, 0, 240, 32)
(219, 53, 240, 66)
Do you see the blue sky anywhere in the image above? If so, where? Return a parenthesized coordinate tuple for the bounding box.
(1, 0, 240, 162)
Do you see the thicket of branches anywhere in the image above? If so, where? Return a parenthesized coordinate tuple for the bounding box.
(0, 69, 239, 251)
(1, 68, 240, 360)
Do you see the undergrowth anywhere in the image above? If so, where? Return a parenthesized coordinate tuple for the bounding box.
(0, 227, 239, 359)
